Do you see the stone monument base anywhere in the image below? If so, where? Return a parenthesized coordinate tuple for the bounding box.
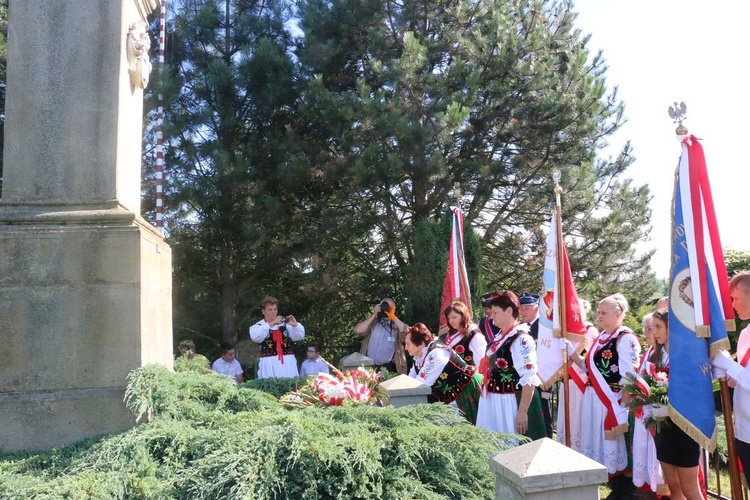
(0, 203, 172, 452)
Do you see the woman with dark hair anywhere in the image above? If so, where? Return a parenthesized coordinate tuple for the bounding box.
(649, 308, 702, 500)
(439, 300, 487, 367)
(632, 312, 666, 496)
(405, 323, 482, 424)
(475, 290, 545, 439)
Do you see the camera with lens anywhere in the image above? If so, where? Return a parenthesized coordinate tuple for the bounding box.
(280, 316, 289, 324)
(377, 301, 391, 318)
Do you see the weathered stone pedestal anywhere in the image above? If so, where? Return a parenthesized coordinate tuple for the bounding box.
(490, 438, 607, 499)
(340, 352, 374, 370)
(0, 0, 171, 452)
(377, 374, 431, 407)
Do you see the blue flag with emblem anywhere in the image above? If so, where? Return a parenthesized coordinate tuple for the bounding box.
(668, 135, 732, 452)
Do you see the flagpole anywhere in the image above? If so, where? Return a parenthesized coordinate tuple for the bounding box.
(719, 376, 742, 499)
(552, 169, 571, 447)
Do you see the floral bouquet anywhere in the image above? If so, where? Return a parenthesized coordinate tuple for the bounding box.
(622, 370, 670, 433)
(279, 365, 384, 409)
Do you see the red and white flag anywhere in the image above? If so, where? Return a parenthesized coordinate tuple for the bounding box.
(439, 207, 472, 329)
(536, 212, 587, 387)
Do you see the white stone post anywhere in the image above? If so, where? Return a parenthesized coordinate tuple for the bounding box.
(490, 438, 607, 499)
(377, 374, 432, 407)
(0, 0, 172, 452)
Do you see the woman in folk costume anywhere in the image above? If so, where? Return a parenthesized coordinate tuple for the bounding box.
(476, 291, 546, 439)
(438, 300, 487, 367)
(649, 308, 702, 500)
(405, 323, 482, 424)
(631, 312, 666, 496)
(249, 295, 305, 378)
(567, 293, 641, 499)
(556, 298, 599, 452)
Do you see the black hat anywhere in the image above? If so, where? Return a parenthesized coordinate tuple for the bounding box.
(481, 292, 497, 307)
(519, 292, 540, 305)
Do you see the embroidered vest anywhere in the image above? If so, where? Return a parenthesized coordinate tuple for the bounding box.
(438, 328, 480, 366)
(594, 332, 625, 392)
(485, 332, 523, 394)
(258, 326, 296, 358)
(417, 342, 475, 404)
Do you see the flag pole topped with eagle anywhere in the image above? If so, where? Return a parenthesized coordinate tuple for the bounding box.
(666, 101, 741, 498)
(439, 185, 472, 331)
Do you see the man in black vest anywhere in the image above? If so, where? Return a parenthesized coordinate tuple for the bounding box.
(520, 292, 553, 438)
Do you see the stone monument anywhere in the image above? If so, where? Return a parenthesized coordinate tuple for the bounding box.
(490, 438, 607, 499)
(0, 0, 172, 452)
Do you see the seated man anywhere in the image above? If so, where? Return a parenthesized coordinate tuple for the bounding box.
(300, 343, 330, 377)
(176, 339, 211, 370)
(249, 295, 305, 378)
(212, 342, 244, 384)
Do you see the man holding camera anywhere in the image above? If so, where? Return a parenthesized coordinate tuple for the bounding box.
(354, 298, 408, 374)
(250, 295, 305, 379)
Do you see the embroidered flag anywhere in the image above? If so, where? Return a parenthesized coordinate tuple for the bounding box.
(668, 134, 732, 452)
(439, 207, 472, 329)
(536, 212, 587, 387)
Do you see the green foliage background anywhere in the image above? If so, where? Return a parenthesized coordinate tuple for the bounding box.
(0, 361, 526, 499)
(139, 0, 664, 354)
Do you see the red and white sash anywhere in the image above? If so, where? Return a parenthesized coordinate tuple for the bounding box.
(585, 328, 630, 439)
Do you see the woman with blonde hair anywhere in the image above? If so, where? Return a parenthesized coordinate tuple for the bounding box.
(566, 293, 641, 498)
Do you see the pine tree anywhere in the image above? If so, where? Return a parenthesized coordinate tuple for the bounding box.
(147, 0, 301, 343)
(296, 0, 659, 309)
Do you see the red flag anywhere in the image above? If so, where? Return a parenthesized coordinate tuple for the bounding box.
(537, 212, 587, 386)
(439, 207, 472, 329)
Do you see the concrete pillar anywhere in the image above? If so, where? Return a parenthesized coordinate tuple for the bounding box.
(377, 374, 431, 407)
(490, 438, 607, 499)
(339, 352, 375, 371)
(0, 0, 172, 452)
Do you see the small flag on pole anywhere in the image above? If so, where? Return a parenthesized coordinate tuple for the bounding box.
(439, 206, 472, 329)
(536, 212, 587, 387)
(667, 133, 733, 452)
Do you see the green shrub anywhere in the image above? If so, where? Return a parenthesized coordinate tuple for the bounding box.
(240, 376, 309, 398)
(0, 366, 527, 499)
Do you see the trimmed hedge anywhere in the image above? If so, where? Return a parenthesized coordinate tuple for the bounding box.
(0, 364, 527, 499)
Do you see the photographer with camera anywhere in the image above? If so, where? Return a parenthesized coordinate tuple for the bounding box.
(249, 295, 305, 379)
(354, 298, 408, 374)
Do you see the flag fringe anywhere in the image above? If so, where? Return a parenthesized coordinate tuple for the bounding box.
(552, 327, 561, 338)
(668, 405, 717, 452)
(726, 319, 736, 332)
(695, 325, 711, 339)
(709, 337, 732, 359)
(604, 422, 629, 440)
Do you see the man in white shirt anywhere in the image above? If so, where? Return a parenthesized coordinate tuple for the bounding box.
(212, 342, 244, 384)
(300, 343, 330, 377)
(712, 271, 750, 484)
